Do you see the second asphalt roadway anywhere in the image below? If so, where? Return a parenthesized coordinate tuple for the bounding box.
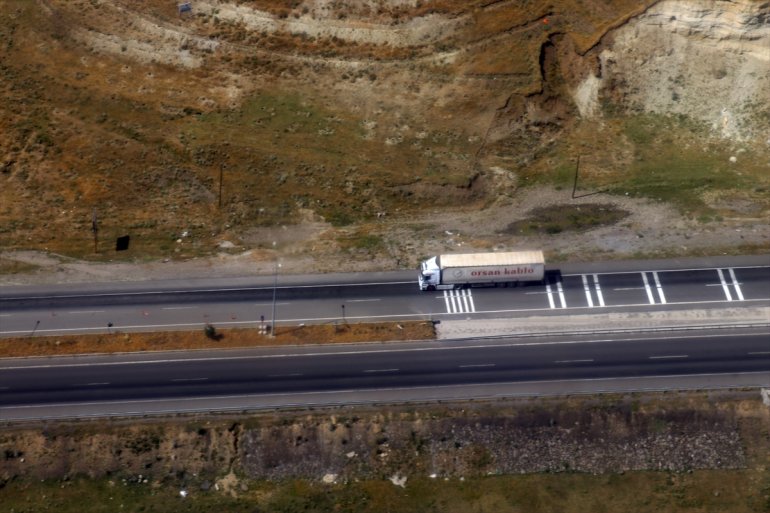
(0, 254, 768, 420)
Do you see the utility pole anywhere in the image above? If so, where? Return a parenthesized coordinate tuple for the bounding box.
(270, 241, 279, 337)
(91, 209, 99, 253)
(218, 163, 224, 209)
(571, 155, 581, 199)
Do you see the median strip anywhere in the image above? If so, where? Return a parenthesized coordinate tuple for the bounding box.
(0, 321, 436, 358)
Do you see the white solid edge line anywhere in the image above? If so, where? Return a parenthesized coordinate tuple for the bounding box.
(2, 265, 768, 301)
(3, 330, 768, 370)
(2, 298, 769, 337)
(0, 281, 418, 301)
(561, 265, 770, 277)
(6, 370, 770, 412)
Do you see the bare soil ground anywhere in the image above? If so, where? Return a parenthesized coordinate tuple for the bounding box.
(2, 184, 768, 286)
(2, 0, 768, 286)
(1, 391, 769, 512)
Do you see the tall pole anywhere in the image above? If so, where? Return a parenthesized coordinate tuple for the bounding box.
(270, 241, 278, 337)
(91, 208, 99, 253)
(218, 164, 224, 209)
(571, 155, 581, 199)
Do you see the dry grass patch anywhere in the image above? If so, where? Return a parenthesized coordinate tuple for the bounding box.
(0, 321, 436, 358)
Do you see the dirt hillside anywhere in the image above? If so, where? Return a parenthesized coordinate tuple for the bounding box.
(1, 0, 768, 281)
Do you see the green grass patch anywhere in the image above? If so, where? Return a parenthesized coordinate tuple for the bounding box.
(606, 115, 752, 216)
(505, 203, 629, 235)
(338, 230, 385, 252)
(518, 114, 768, 219)
(177, 90, 478, 230)
(0, 471, 764, 513)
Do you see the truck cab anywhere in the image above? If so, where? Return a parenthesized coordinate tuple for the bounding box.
(418, 257, 440, 291)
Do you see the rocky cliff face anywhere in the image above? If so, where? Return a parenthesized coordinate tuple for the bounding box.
(582, 0, 770, 142)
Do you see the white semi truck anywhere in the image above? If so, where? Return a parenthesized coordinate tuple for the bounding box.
(418, 250, 545, 291)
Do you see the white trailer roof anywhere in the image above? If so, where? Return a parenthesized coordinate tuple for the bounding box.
(439, 250, 544, 269)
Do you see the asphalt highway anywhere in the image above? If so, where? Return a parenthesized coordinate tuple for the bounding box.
(1, 255, 769, 337)
(1, 327, 769, 412)
(1, 255, 769, 420)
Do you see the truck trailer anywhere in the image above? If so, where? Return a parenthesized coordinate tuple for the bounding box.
(418, 250, 545, 291)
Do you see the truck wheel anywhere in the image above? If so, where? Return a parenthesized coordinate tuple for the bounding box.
(427, 285, 436, 291)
